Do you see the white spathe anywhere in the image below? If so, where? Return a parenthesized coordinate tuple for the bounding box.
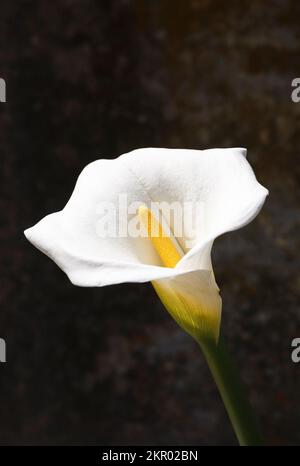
(24, 147, 268, 340)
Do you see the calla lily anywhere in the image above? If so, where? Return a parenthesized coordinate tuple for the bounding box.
(25, 147, 268, 445)
(24, 147, 267, 342)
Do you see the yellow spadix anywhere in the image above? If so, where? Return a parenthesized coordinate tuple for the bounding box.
(138, 205, 182, 268)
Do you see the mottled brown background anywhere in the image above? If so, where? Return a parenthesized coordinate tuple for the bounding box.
(0, 0, 299, 446)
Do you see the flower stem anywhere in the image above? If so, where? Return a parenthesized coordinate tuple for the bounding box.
(198, 336, 263, 446)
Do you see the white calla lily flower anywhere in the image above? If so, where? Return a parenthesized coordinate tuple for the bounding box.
(24, 147, 268, 343)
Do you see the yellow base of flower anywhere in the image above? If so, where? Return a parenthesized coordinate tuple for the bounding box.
(152, 280, 221, 343)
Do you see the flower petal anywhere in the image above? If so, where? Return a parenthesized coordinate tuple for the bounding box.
(122, 147, 268, 273)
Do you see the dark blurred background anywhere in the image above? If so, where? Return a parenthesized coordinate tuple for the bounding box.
(0, 0, 299, 445)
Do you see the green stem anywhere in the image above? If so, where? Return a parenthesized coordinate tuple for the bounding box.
(198, 336, 263, 446)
